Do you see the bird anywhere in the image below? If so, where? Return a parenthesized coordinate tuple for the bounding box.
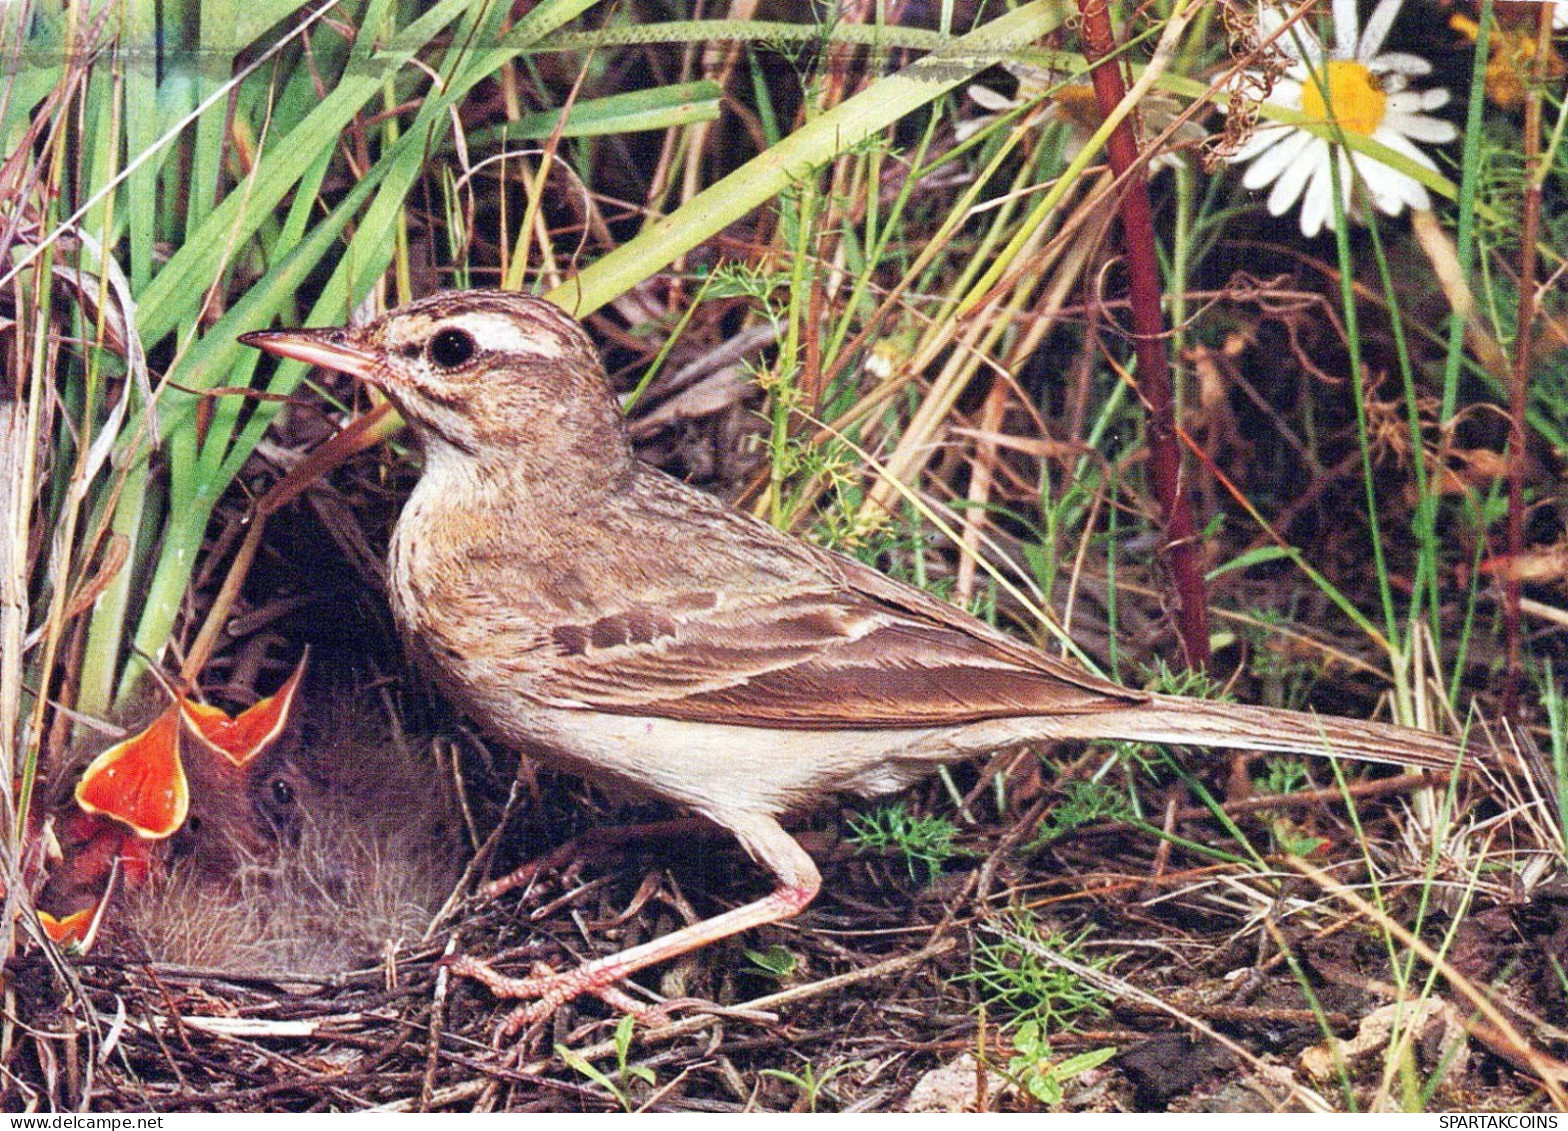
(240, 289, 1470, 1031)
(42, 659, 462, 973)
(118, 714, 463, 975)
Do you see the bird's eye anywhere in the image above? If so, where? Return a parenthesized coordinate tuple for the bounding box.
(269, 777, 296, 808)
(428, 327, 477, 369)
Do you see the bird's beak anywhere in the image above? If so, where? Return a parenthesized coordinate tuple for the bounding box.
(238, 326, 382, 381)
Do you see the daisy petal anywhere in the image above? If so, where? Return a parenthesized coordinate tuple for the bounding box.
(1227, 4, 1451, 239)
(1263, 8, 1324, 66)
(1382, 73, 1412, 96)
(1359, 0, 1405, 60)
(1255, 7, 1289, 43)
(1386, 87, 1450, 114)
(1352, 152, 1418, 213)
(1375, 127, 1442, 173)
(1299, 152, 1338, 237)
(1386, 113, 1457, 144)
(1273, 75, 1307, 99)
(1267, 136, 1323, 216)
(1243, 127, 1314, 189)
(1266, 76, 1307, 112)
(1333, 0, 1361, 58)
(1229, 123, 1292, 164)
(1338, 146, 1358, 217)
(1369, 52, 1432, 76)
(967, 85, 1015, 112)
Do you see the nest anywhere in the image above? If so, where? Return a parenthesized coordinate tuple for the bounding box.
(11, 725, 1567, 1113)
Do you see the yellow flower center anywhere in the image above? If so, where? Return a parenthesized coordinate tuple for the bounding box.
(1300, 60, 1386, 135)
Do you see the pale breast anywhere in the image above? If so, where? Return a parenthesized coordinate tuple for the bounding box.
(387, 489, 555, 713)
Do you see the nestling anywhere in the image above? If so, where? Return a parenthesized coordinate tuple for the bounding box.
(241, 290, 1468, 1031)
(119, 703, 462, 976)
(42, 657, 461, 972)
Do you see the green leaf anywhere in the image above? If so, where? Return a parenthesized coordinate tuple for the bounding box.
(135, 0, 479, 345)
(234, 0, 323, 49)
(745, 945, 800, 979)
(556, 1045, 620, 1095)
(462, 81, 722, 145)
(1205, 544, 1293, 580)
(1054, 1046, 1119, 1076)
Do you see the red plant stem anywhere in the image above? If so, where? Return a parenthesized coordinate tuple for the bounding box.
(1503, 7, 1552, 720)
(1076, 0, 1210, 671)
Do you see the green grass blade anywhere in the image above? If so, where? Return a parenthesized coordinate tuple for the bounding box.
(550, 0, 1070, 317)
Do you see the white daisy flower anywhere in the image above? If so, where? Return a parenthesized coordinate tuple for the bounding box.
(1228, 0, 1458, 238)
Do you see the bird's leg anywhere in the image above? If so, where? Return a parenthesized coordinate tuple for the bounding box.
(452, 812, 821, 1036)
(479, 817, 719, 901)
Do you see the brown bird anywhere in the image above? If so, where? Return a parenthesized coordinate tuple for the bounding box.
(241, 290, 1468, 1029)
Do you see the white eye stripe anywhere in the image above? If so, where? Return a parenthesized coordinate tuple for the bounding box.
(450, 314, 570, 360)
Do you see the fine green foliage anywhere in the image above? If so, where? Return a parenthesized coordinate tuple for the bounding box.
(761, 1058, 864, 1113)
(966, 913, 1112, 1035)
(1030, 779, 1135, 847)
(846, 801, 965, 883)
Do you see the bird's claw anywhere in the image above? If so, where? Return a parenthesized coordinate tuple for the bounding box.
(448, 954, 666, 1039)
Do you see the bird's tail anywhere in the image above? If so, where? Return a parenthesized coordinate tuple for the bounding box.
(1043, 695, 1467, 774)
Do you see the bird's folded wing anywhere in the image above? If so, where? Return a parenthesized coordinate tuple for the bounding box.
(527, 568, 1147, 729)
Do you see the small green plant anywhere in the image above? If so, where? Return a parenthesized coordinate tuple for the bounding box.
(1255, 758, 1329, 857)
(1542, 659, 1568, 857)
(1110, 661, 1238, 779)
(1029, 779, 1134, 847)
(846, 801, 964, 882)
(556, 1015, 655, 1112)
(1141, 657, 1228, 701)
(841, 506, 959, 597)
(761, 1057, 863, 1113)
(966, 911, 1112, 1034)
(1240, 607, 1327, 709)
(701, 260, 793, 314)
(1267, 818, 1329, 859)
(1258, 756, 1311, 796)
(1004, 1020, 1118, 1107)
(745, 944, 800, 980)
(792, 439, 869, 550)
(1547, 951, 1568, 1002)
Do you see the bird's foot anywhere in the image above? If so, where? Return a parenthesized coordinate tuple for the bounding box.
(449, 954, 666, 1038)
(457, 821, 821, 1042)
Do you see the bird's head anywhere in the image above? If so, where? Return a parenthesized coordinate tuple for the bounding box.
(241, 290, 626, 470)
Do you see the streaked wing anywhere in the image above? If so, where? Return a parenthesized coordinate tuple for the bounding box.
(529, 563, 1146, 729)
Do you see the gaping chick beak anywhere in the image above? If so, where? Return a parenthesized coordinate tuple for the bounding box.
(238, 326, 382, 382)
